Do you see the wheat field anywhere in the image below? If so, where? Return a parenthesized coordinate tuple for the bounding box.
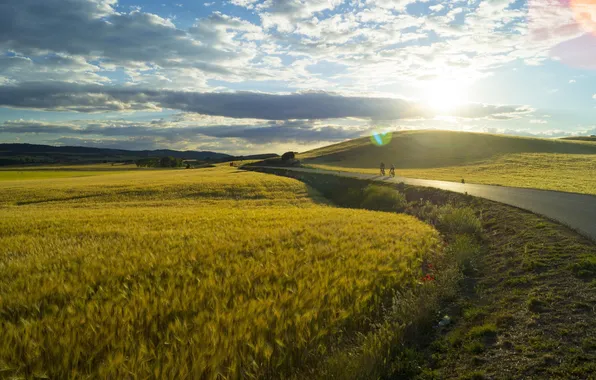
(0, 166, 439, 378)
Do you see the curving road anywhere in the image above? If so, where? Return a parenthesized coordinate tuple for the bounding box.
(262, 166, 596, 242)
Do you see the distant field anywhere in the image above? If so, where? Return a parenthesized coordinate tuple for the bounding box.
(0, 163, 141, 181)
(0, 163, 138, 170)
(0, 166, 438, 378)
(0, 170, 127, 181)
(301, 130, 596, 195)
(562, 136, 596, 142)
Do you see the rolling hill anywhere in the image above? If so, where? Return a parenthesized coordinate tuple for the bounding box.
(299, 130, 596, 195)
(561, 136, 596, 142)
(301, 130, 596, 168)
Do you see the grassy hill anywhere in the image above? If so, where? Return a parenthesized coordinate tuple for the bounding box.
(562, 136, 596, 142)
(300, 130, 596, 195)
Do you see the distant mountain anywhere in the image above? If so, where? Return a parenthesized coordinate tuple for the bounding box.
(0, 143, 235, 166)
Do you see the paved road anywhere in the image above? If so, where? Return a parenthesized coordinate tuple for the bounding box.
(262, 166, 596, 242)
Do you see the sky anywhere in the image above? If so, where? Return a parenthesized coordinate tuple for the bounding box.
(1, 0, 595, 154)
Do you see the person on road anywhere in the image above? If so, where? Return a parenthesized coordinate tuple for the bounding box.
(380, 162, 386, 176)
(390, 164, 395, 177)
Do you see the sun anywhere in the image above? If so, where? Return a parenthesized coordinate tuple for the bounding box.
(423, 79, 467, 114)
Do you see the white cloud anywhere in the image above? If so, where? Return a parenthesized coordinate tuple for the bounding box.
(0, 0, 590, 95)
(0, 0, 266, 89)
(0, 54, 108, 85)
(369, 0, 418, 12)
(255, 0, 344, 32)
(230, 0, 259, 9)
(429, 4, 444, 13)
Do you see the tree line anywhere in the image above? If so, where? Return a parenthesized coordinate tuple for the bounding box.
(134, 156, 184, 168)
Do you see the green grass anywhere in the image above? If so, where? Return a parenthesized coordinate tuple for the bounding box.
(562, 136, 596, 142)
(468, 323, 497, 339)
(0, 166, 442, 379)
(360, 184, 408, 212)
(415, 197, 596, 379)
(299, 130, 596, 195)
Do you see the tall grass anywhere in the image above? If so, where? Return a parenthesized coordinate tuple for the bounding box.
(437, 205, 482, 236)
(361, 184, 408, 212)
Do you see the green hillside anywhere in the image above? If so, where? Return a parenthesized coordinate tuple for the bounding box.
(562, 136, 596, 142)
(300, 130, 596, 195)
(301, 130, 596, 168)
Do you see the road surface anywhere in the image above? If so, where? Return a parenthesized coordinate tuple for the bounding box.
(261, 166, 596, 242)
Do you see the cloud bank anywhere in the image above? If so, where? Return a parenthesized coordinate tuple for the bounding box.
(0, 82, 533, 121)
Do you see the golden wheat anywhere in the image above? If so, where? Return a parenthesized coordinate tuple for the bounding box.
(0, 166, 439, 378)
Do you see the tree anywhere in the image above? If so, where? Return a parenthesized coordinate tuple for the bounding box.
(281, 151, 296, 161)
(135, 158, 157, 167)
(134, 157, 182, 168)
(159, 156, 173, 167)
(159, 156, 183, 168)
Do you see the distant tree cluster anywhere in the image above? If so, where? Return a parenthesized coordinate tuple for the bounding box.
(0, 156, 54, 166)
(134, 156, 184, 168)
(281, 151, 296, 161)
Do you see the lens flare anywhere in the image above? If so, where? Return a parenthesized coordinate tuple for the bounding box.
(529, 0, 596, 69)
(370, 130, 392, 146)
(571, 0, 596, 34)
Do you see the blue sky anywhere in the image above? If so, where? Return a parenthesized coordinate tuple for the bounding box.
(0, 0, 595, 154)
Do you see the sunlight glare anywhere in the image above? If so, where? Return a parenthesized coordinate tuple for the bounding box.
(424, 79, 467, 114)
(571, 0, 596, 34)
